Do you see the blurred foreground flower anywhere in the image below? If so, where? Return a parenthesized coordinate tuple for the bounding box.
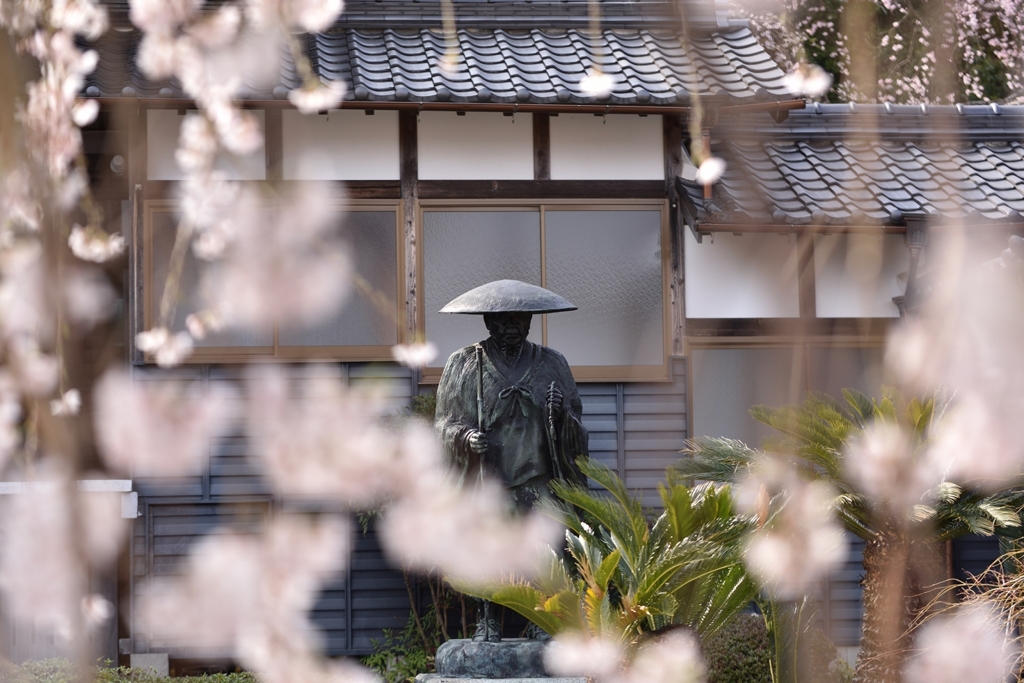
(289, 81, 346, 114)
(0, 466, 127, 636)
(247, 365, 442, 505)
(627, 630, 706, 683)
(94, 370, 237, 476)
(379, 477, 561, 584)
(544, 632, 623, 680)
(50, 388, 81, 416)
(136, 326, 194, 367)
(392, 341, 438, 369)
(208, 183, 352, 328)
(68, 224, 125, 263)
(783, 63, 832, 98)
(580, 69, 614, 98)
(904, 606, 1016, 683)
(845, 421, 942, 513)
(736, 456, 847, 599)
(694, 157, 726, 185)
(142, 515, 353, 680)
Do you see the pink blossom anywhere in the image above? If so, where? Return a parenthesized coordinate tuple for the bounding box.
(626, 631, 706, 683)
(379, 477, 562, 584)
(737, 457, 848, 599)
(68, 223, 126, 262)
(209, 183, 351, 328)
(285, 0, 345, 32)
(50, 388, 82, 416)
(579, 69, 615, 98)
(246, 365, 440, 505)
(904, 606, 1017, 683)
(50, 0, 107, 40)
(136, 326, 194, 366)
(288, 81, 346, 114)
(129, 0, 202, 32)
(93, 369, 237, 477)
(141, 515, 350, 660)
(544, 633, 624, 680)
(391, 342, 439, 369)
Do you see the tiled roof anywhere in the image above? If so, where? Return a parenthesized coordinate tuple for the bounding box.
(679, 103, 1024, 231)
(97, 0, 730, 30)
(82, 26, 791, 105)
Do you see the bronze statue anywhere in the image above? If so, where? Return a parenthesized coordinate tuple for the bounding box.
(435, 280, 589, 641)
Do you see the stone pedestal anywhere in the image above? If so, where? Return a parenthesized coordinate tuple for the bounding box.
(433, 639, 549, 678)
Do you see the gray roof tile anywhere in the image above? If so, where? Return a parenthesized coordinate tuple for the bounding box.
(83, 24, 787, 105)
(679, 103, 1024, 229)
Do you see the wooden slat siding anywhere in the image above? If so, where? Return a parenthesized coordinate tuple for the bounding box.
(622, 357, 688, 507)
(310, 582, 349, 654)
(209, 435, 271, 498)
(825, 535, 864, 647)
(349, 363, 416, 414)
(953, 534, 1000, 581)
(578, 384, 620, 475)
(136, 502, 269, 656)
(347, 527, 410, 654)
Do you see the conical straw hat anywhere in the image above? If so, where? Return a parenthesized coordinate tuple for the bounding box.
(439, 279, 577, 314)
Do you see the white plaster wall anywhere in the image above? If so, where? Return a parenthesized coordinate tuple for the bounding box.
(147, 109, 266, 181)
(815, 233, 908, 318)
(417, 111, 534, 180)
(282, 109, 400, 180)
(550, 114, 664, 180)
(684, 230, 800, 318)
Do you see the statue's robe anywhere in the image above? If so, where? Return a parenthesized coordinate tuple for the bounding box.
(435, 338, 588, 508)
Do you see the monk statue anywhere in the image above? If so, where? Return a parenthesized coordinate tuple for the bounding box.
(435, 279, 589, 642)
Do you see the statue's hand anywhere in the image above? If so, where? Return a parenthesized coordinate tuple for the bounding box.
(468, 430, 488, 455)
(546, 383, 564, 419)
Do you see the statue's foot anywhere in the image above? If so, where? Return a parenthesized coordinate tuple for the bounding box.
(524, 623, 551, 642)
(472, 618, 502, 642)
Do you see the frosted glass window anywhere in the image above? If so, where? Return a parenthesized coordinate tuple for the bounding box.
(545, 211, 663, 366)
(282, 110, 399, 180)
(684, 230, 800, 318)
(278, 211, 399, 346)
(814, 234, 908, 318)
(150, 208, 274, 347)
(148, 110, 266, 181)
(691, 348, 805, 447)
(423, 211, 541, 368)
(808, 346, 884, 400)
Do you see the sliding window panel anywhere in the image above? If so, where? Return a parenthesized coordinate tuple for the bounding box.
(278, 210, 400, 349)
(147, 202, 274, 349)
(545, 210, 665, 369)
(690, 347, 805, 447)
(422, 209, 541, 369)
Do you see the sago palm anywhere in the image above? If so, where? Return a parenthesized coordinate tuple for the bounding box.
(464, 459, 758, 647)
(674, 388, 1024, 683)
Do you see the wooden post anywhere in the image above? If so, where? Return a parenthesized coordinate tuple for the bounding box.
(533, 113, 550, 180)
(664, 114, 685, 354)
(128, 103, 146, 364)
(264, 107, 283, 182)
(399, 111, 419, 343)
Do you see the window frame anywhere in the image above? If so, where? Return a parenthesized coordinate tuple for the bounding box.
(416, 198, 671, 383)
(142, 197, 406, 363)
(683, 336, 888, 442)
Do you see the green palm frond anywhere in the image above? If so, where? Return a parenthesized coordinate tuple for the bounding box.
(484, 464, 754, 647)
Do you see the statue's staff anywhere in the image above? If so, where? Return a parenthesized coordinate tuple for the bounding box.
(546, 381, 564, 481)
(475, 344, 485, 486)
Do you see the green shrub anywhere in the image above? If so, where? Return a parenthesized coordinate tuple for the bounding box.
(2, 659, 259, 683)
(703, 613, 772, 683)
(362, 610, 439, 683)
